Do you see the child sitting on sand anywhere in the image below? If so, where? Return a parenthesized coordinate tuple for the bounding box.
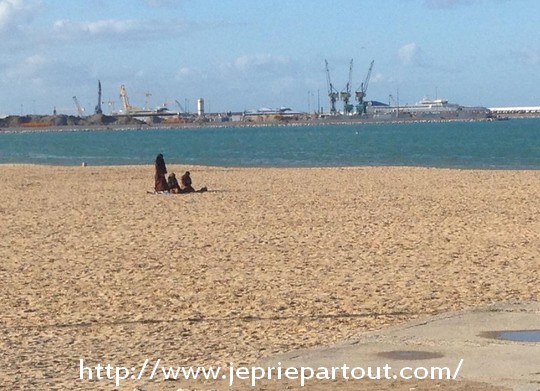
(167, 173, 181, 194)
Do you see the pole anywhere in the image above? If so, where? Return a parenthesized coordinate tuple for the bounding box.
(397, 88, 400, 118)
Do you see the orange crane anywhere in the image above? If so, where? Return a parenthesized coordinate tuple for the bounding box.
(119, 85, 132, 112)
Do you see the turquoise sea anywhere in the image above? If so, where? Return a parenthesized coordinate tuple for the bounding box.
(0, 119, 539, 169)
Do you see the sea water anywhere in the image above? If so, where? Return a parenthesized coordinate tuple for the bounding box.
(0, 119, 539, 168)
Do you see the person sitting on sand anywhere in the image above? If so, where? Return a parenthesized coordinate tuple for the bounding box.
(167, 173, 181, 194)
(154, 153, 169, 193)
(180, 171, 196, 193)
(180, 171, 207, 193)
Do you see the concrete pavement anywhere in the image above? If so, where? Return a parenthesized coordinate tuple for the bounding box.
(258, 301, 540, 390)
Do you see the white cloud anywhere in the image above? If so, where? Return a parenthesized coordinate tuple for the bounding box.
(512, 49, 540, 66)
(0, 0, 40, 31)
(236, 54, 286, 69)
(2, 53, 45, 80)
(170, 55, 301, 110)
(53, 18, 146, 37)
(371, 72, 389, 83)
(175, 66, 207, 82)
(269, 76, 296, 95)
(0, 54, 90, 90)
(51, 17, 196, 44)
(398, 42, 423, 66)
(225, 54, 292, 75)
(0, 54, 52, 95)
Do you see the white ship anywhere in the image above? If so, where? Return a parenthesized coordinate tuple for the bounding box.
(367, 97, 490, 120)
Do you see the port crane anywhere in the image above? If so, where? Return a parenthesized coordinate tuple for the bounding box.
(355, 60, 374, 115)
(174, 99, 187, 114)
(144, 91, 152, 110)
(340, 59, 354, 114)
(72, 96, 85, 117)
(325, 59, 339, 115)
(94, 80, 103, 115)
(119, 85, 133, 112)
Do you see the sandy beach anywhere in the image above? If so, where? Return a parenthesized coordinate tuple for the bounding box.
(0, 164, 538, 390)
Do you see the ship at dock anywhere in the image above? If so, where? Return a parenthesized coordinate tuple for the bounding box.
(324, 59, 491, 121)
(365, 98, 491, 121)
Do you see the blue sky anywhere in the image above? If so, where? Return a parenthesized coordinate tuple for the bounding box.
(0, 0, 539, 116)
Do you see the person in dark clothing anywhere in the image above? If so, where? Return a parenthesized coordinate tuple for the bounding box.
(154, 154, 169, 192)
(180, 171, 195, 193)
(180, 171, 207, 193)
(167, 173, 181, 194)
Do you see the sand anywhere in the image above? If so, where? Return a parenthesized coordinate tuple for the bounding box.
(0, 164, 538, 390)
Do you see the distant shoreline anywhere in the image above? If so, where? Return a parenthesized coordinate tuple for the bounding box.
(0, 115, 517, 134)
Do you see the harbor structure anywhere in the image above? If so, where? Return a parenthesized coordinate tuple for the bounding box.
(197, 98, 205, 117)
(488, 106, 540, 117)
(366, 98, 490, 120)
(325, 59, 375, 116)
